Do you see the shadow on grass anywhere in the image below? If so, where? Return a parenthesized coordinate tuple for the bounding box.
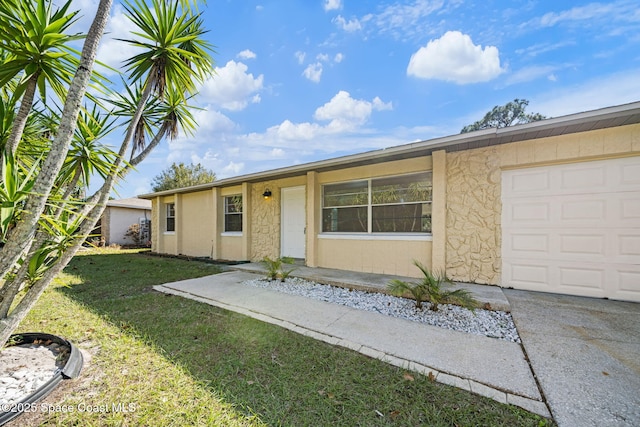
(57, 251, 552, 427)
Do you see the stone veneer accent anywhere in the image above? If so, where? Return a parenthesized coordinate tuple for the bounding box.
(250, 181, 281, 261)
(446, 146, 501, 285)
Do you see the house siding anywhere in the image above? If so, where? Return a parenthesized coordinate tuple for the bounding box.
(444, 122, 640, 285)
(144, 118, 640, 286)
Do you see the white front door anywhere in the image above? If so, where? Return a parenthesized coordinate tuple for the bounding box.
(281, 186, 306, 259)
(501, 156, 640, 302)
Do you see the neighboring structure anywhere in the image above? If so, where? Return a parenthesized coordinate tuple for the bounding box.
(140, 102, 640, 302)
(98, 198, 152, 246)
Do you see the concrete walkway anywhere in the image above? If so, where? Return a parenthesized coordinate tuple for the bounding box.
(154, 270, 549, 418)
(155, 266, 640, 426)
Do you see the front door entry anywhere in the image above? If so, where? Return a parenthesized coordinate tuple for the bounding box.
(281, 186, 306, 259)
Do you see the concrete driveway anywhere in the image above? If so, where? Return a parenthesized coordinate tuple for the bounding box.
(505, 290, 640, 427)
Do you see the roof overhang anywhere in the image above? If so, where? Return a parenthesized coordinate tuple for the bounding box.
(139, 101, 640, 199)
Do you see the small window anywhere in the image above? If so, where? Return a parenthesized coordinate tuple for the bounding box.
(165, 203, 175, 232)
(224, 195, 243, 232)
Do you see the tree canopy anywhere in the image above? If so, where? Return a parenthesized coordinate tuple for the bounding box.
(151, 162, 216, 191)
(460, 99, 547, 133)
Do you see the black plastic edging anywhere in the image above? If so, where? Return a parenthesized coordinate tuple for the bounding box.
(0, 333, 83, 426)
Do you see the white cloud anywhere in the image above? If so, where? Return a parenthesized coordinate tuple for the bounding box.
(271, 120, 322, 140)
(515, 41, 575, 58)
(316, 53, 330, 62)
(522, 0, 640, 39)
(191, 108, 237, 134)
(314, 90, 392, 132)
(407, 31, 504, 84)
(270, 148, 286, 157)
(504, 65, 559, 86)
(237, 49, 257, 59)
(199, 60, 264, 111)
(334, 53, 344, 63)
(323, 0, 342, 11)
(333, 15, 362, 32)
(245, 91, 394, 151)
(539, 2, 619, 27)
(95, 5, 141, 74)
(363, 0, 448, 41)
(222, 161, 245, 176)
(303, 63, 323, 83)
(294, 51, 306, 65)
(531, 69, 640, 117)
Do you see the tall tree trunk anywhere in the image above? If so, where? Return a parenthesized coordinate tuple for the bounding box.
(4, 75, 39, 158)
(0, 0, 113, 281)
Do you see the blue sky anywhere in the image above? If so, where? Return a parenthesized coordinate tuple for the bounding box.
(75, 0, 640, 197)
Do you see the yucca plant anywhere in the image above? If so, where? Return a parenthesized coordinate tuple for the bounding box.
(262, 256, 282, 281)
(387, 260, 477, 311)
(262, 256, 297, 282)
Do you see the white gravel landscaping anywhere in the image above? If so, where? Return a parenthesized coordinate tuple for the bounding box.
(241, 277, 521, 343)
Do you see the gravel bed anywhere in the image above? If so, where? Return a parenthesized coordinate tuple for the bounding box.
(242, 277, 521, 343)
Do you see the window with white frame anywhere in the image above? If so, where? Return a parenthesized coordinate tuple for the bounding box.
(165, 203, 175, 232)
(322, 172, 432, 233)
(224, 195, 243, 232)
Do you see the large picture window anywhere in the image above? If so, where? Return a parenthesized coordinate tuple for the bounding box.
(165, 203, 175, 232)
(224, 195, 243, 232)
(322, 172, 432, 233)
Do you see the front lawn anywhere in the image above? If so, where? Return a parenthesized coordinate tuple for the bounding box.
(13, 249, 553, 426)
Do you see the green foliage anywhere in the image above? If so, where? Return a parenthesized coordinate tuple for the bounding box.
(0, 152, 39, 241)
(387, 261, 478, 311)
(0, 0, 216, 349)
(151, 162, 216, 192)
(119, 0, 214, 99)
(0, 0, 84, 102)
(460, 99, 547, 133)
(262, 256, 297, 282)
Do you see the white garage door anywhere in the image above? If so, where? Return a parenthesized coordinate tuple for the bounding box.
(501, 156, 640, 302)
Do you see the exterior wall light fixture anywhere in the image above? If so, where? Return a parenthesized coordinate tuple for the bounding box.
(262, 189, 272, 199)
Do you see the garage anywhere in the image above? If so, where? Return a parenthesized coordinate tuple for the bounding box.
(501, 156, 640, 302)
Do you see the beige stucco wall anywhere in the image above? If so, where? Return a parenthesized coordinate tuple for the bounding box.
(317, 237, 432, 277)
(179, 190, 215, 257)
(150, 198, 159, 251)
(445, 123, 640, 285)
(153, 195, 176, 254)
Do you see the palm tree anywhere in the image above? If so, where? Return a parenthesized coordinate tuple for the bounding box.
(0, 0, 215, 348)
(117, 0, 214, 158)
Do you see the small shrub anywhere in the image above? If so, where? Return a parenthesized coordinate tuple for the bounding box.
(262, 257, 282, 281)
(262, 256, 297, 282)
(124, 223, 144, 246)
(387, 260, 477, 311)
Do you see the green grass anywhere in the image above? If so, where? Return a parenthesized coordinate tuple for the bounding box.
(15, 249, 554, 426)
